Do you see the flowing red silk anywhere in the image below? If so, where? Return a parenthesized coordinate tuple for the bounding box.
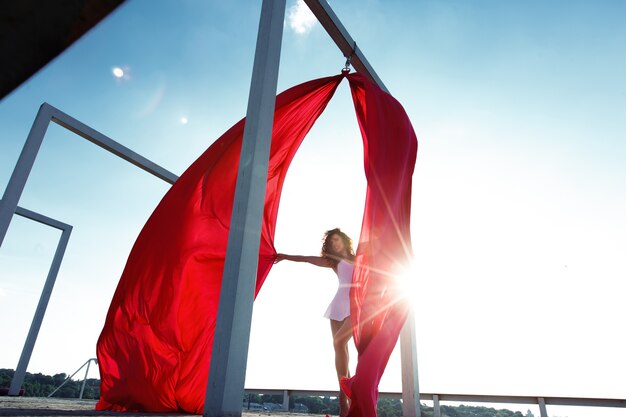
(96, 74, 343, 413)
(341, 74, 418, 417)
(96, 72, 417, 417)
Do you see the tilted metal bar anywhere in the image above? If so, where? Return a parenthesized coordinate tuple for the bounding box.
(47, 103, 178, 185)
(46, 358, 96, 398)
(78, 358, 93, 400)
(8, 207, 72, 396)
(303, 0, 389, 93)
(0, 103, 53, 248)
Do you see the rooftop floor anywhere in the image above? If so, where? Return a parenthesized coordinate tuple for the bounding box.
(0, 397, 311, 417)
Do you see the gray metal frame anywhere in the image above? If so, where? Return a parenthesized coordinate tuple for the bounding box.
(303, 0, 388, 92)
(1, 103, 178, 396)
(7, 205, 73, 396)
(0, 102, 178, 248)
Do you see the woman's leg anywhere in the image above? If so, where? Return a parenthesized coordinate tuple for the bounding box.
(331, 317, 353, 417)
(330, 317, 352, 378)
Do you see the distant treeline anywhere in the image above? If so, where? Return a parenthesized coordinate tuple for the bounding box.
(1, 369, 532, 417)
(0, 369, 99, 399)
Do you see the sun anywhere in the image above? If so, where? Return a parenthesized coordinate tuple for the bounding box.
(112, 67, 124, 78)
(393, 261, 419, 310)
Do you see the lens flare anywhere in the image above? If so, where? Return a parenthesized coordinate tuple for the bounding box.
(394, 261, 418, 308)
(112, 67, 124, 78)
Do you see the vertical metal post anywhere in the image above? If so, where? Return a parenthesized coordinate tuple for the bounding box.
(0, 104, 52, 248)
(282, 390, 289, 411)
(400, 309, 420, 417)
(9, 224, 72, 395)
(203, 0, 285, 416)
(78, 358, 92, 399)
(433, 394, 441, 417)
(538, 397, 549, 417)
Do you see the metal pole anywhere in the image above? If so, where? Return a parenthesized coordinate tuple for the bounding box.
(8, 223, 72, 395)
(79, 358, 93, 399)
(400, 308, 420, 417)
(303, 0, 389, 93)
(0, 104, 52, 248)
(433, 394, 441, 417)
(48, 104, 178, 184)
(538, 397, 549, 417)
(203, 0, 285, 416)
(282, 390, 289, 412)
(46, 358, 90, 398)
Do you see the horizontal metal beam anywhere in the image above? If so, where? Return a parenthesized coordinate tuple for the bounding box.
(303, 0, 389, 93)
(45, 103, 179, 185)
(431, 393, 626, 408)
(244, 389, 626, 409)
(14, 205, 71, 231)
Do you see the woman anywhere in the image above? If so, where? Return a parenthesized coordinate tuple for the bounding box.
(275, 228, 355, 417)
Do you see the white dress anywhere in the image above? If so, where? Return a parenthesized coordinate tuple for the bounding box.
(323, 260, 354, 321)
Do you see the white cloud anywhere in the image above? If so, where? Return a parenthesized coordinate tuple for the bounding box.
(288, 0, 317, 34)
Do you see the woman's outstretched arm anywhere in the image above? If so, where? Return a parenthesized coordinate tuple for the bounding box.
(275, 253, 333, 268)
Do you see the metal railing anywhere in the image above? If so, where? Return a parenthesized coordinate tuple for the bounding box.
(243, 388, 626, 417)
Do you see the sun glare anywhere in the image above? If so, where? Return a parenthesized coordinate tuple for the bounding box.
(394, 262, 419, 308)
(112, 67, 124, 78)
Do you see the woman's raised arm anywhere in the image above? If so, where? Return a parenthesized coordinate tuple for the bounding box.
(275, 253, 333, 268)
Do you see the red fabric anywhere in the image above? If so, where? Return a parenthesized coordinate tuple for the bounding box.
(96, 74, 343, 413)
(96, 72, 417, 417)
(341, 73, 418, 417)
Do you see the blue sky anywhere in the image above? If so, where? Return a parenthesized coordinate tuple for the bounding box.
(1, 1, 625, 416)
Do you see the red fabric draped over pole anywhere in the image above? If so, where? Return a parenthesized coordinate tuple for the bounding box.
(96, 72, 417, 417)
(96, 74, 343, 413)
(341, 73, 418, 417)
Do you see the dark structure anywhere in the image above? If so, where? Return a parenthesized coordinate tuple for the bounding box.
(0, 0, 125, 100)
